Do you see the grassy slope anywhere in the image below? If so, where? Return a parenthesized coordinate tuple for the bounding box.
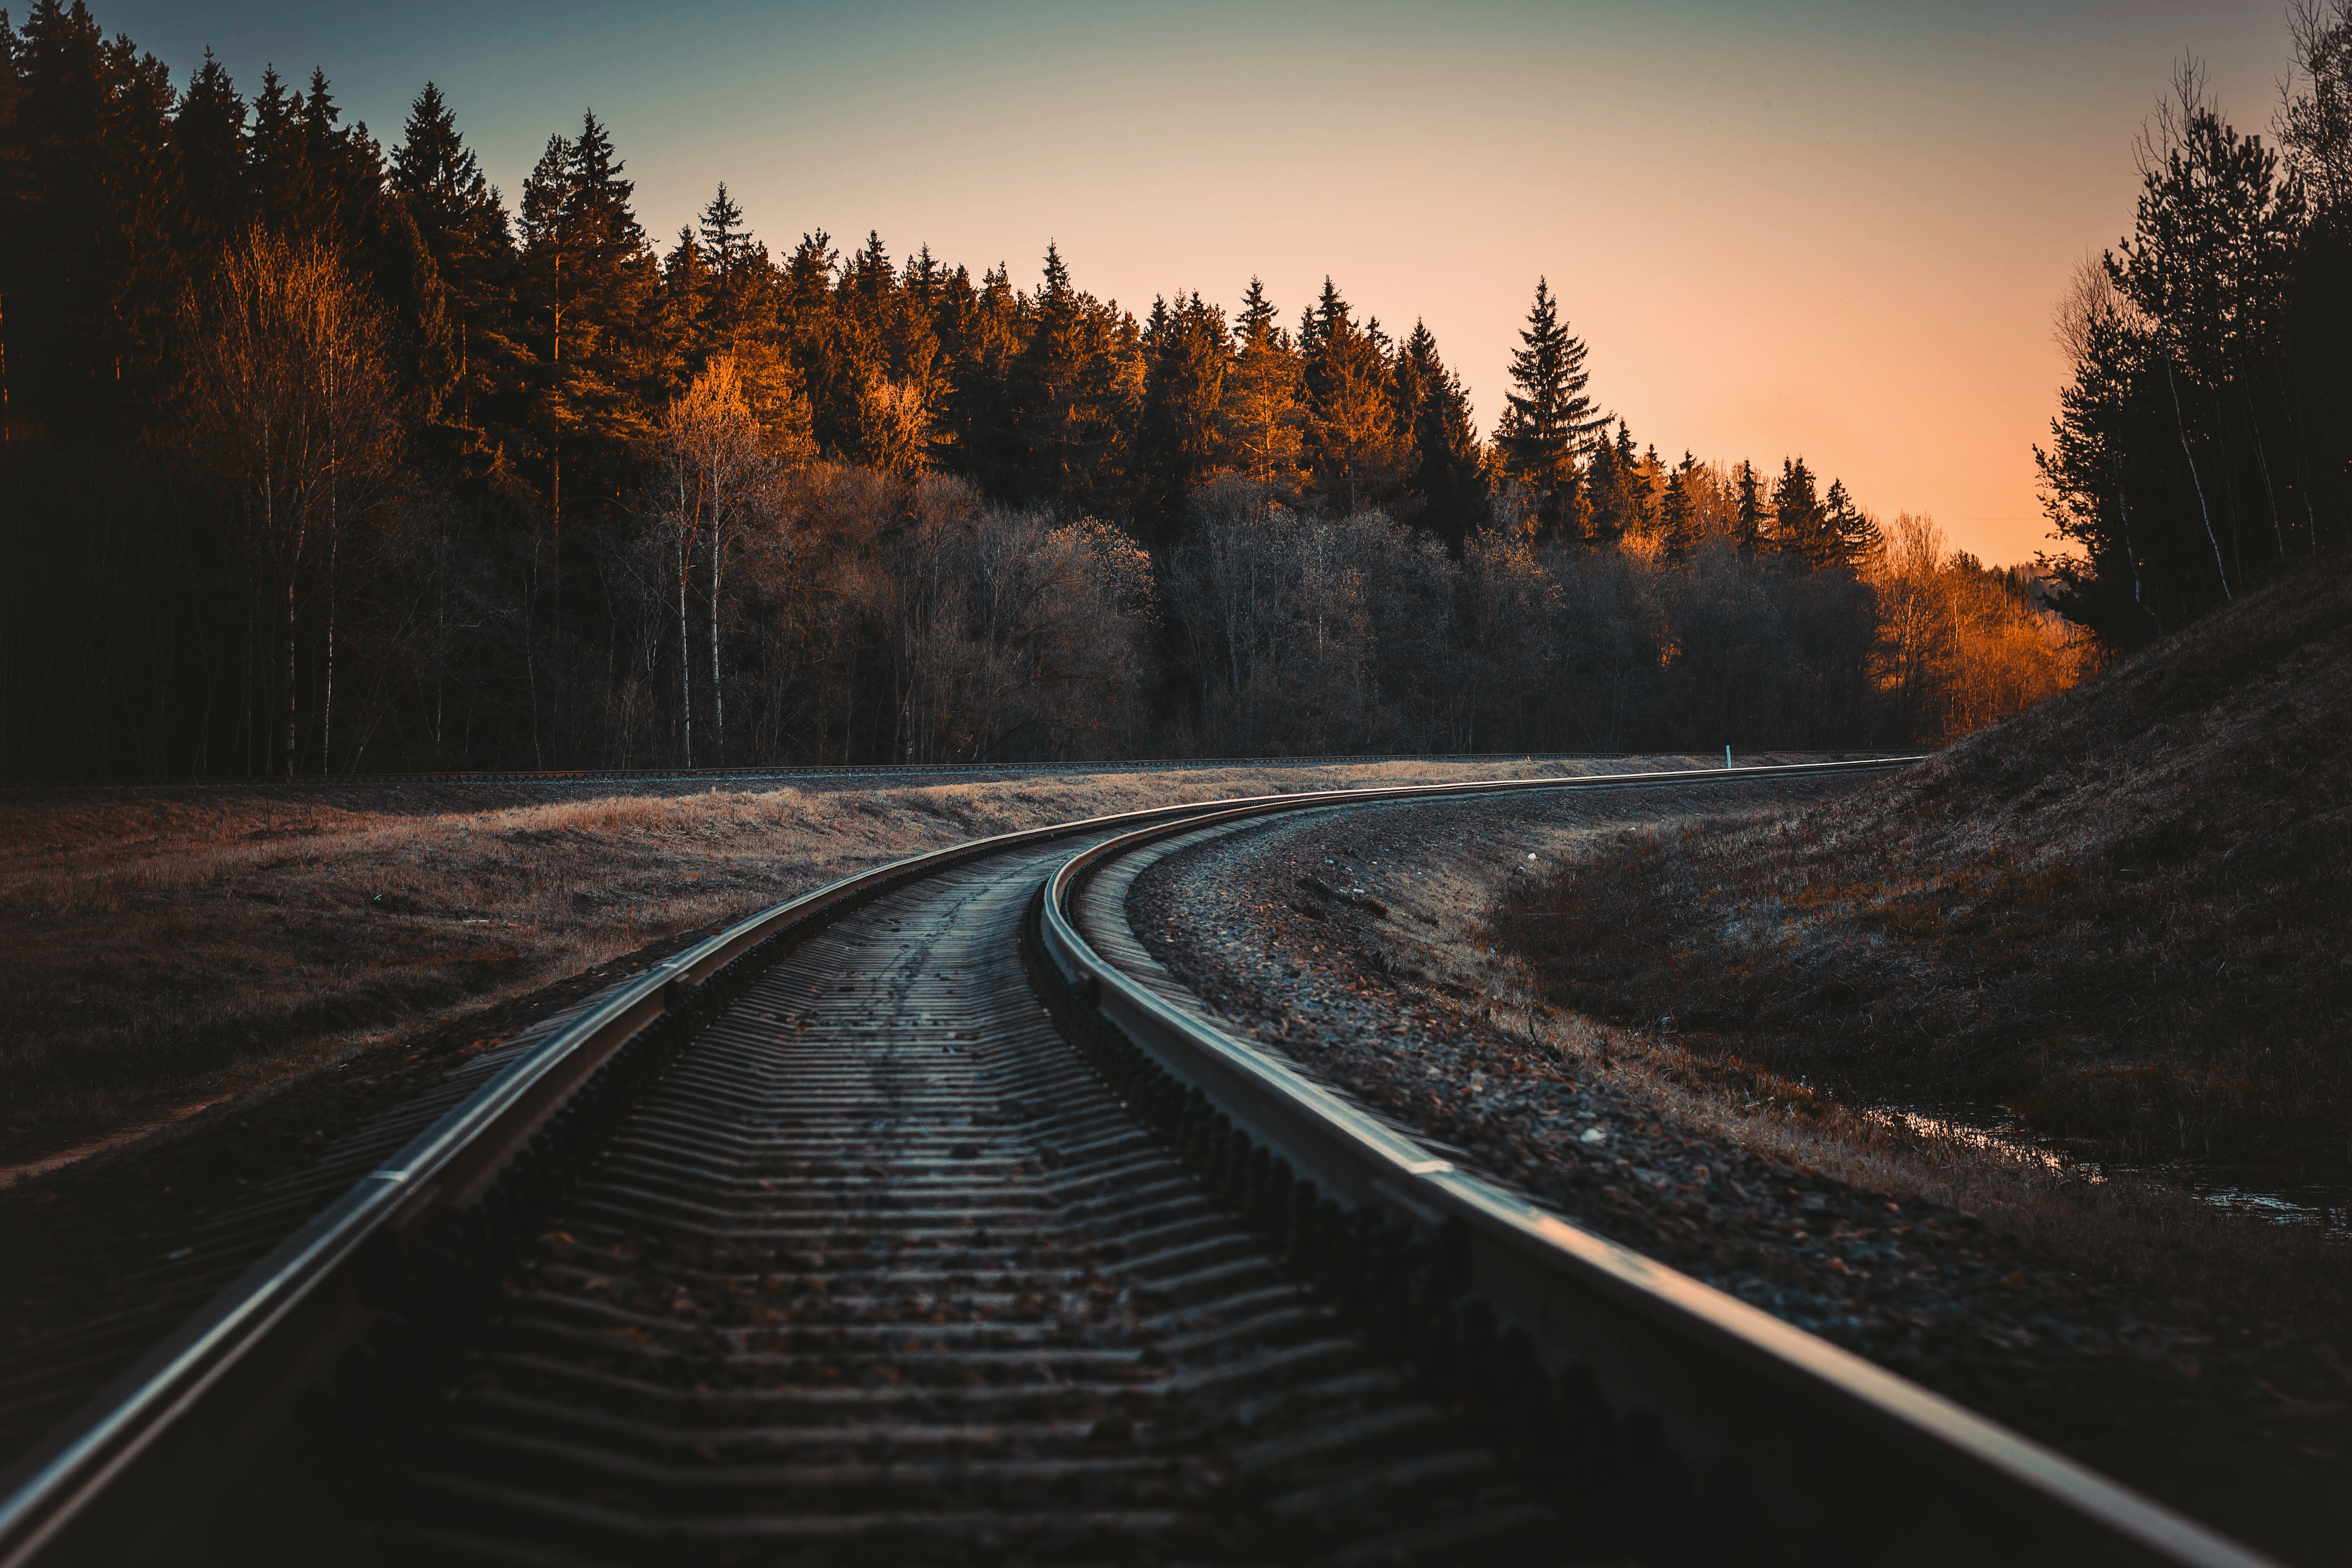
(1493, 553, 2352, 1168)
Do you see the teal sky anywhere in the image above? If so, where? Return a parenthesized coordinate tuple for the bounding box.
(77, 0, 2303, 564)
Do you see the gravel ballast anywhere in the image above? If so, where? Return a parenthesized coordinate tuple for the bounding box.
(1125, 783, 2352, 1567)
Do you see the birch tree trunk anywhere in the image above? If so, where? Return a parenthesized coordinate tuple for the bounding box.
(2164, 356, 2231, 601)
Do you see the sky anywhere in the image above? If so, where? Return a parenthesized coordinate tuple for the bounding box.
(84, 0, 2305, 565)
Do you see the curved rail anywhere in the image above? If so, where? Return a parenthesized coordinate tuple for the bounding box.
(1035, 798, 2277, 1568)
(0, 756, 1914, 1566)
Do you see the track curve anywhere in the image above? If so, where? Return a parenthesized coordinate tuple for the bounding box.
(272, 834, 1546, 1564)
(9, 758, 2271, 1568)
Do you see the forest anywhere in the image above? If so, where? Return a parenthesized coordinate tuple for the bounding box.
(2038, 8, 2352, 643)
(4, 1, 2278, 778)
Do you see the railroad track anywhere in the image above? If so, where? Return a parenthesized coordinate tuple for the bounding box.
(0, 760, 2278, 1566)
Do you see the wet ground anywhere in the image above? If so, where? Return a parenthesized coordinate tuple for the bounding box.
(1872, 1104, 2352, 1243)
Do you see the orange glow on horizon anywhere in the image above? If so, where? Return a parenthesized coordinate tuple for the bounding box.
(105, 0, 2305, 565)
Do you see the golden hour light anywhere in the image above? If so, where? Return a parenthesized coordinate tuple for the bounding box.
(0, 3, 2345, 1566)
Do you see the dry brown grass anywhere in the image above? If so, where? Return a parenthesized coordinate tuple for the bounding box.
(1499, 996, 2349, 1327)
(0, 758, 1624, 1164)
(1490, 552, 2352, 1175)
(1288, 803, 2350, 1329)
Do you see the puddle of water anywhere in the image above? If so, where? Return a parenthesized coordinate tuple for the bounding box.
(2159, 1176, 2352, 1240)
(1866, 1104, 2352, 1241)
(1868, 1107, 2083, 1177)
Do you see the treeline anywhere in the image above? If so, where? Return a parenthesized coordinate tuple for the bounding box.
(0, 1, 2072, 777)
(2039, 6, 2352, 641)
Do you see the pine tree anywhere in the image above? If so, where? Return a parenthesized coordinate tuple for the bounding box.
(0, 2, 182, 426)
(1583, 420, 1649, 543)
(1823, 478, 1880, 568)
(944, 258, 1027, 495)
(903, 244, 945, 308)
(176, 50, 248, 254)
(391, 82, 515, 436)
(515, 111, 659, 559)
(1659, 451, 1702, 561)
(1733, 460, 1768, 553)
(1493, 278, 1607, 538)
(1015, 243, 1128, 510)
(698, 183, 748, 273)
(1217, 281, 1305, 491)
(1299, 277, 1396, 512)
(250, 68, 378, 243)
(1770, 457, 1833, 568)
(661, 223, 713, 364)
(1393, 320, 1487, 547)
(246, 68, 306, 231)
(1138, 291, 1229, 542)
(1233, 275, 1278, 347)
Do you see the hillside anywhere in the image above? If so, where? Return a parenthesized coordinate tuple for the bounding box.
(1493, 552, 2352, 1170)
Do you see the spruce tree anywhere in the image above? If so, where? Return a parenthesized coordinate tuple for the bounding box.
(515, 111, 658, 569)
(176, 51, 249, 254)
(1494, 277, 1606, 538)
(662, 223, 713, 364)
(1582, 419, 1648, 542)
(1139, 291, 1229, 543)
(1659, 451, 1702, 561)
(391, 82, 515, 435)
(904, 244, 945, 307)
(698, 183, 751, 282)
(1218, 281, 1304, 490)
(2, 0, 182, 427)
(1733, 460, 1768, 553)
(1823, 478, 1881, 568)
(1233, 275, 1278, 347)
(247, 68, 310, 235)
(1299, 278, 1397, 512)
(1395, 320, 1488, 547)
(1772, 457, 1831, 568)
(1015, 243, 1127, 509)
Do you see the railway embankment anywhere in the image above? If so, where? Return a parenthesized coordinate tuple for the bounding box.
(1492, 552, 2352, 1176)
(1127, 776, 2352, 1565)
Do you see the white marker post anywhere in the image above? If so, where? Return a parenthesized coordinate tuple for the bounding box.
(1725, 745, 1733, 769)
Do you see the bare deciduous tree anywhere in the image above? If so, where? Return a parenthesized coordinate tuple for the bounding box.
(181, 229, 400, 775)
(651, 355, 771, 764)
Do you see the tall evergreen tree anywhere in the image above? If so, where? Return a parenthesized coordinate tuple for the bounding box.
(1233, 275, 1278, 347)
(1217, 281, 1304, 492)
(175, 49, 247, 255)
(1732, 460, 1769, 553)
(1393, 320, 1487, 546)
(1299, 277, 1395, 512)
(1138, 291, 1229, 543)
(2109, 84, 2309, 598)
(390, 82, 514, 439)
(1493, 277, 1606, 539)
(0, 0, 182, 429)
(1771, 457, 1831, 568)
(698, 182, 751, 280)
(1583, 419, 1649, 543)
(1659, 451, 1702, 561)
(1822, 478, 1880, 567)
(1013, 243, 1132, 511)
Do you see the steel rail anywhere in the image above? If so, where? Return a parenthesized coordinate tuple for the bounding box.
(0, 755, 1912, 1567)
(1035, 787, 2278, 1568)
